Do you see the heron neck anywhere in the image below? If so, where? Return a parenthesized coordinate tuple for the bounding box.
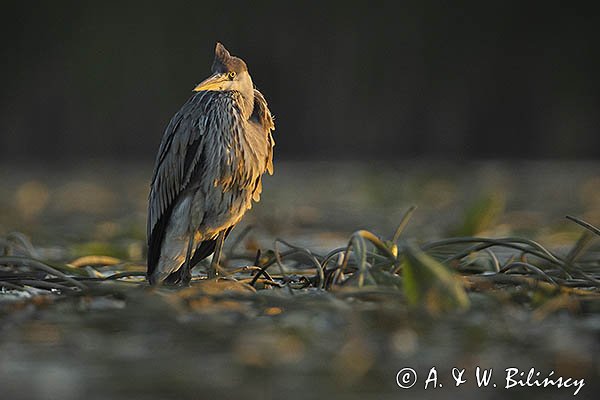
(238, 90, 255, 120)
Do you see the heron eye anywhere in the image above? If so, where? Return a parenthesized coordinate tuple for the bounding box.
(228, 71, 236, 80)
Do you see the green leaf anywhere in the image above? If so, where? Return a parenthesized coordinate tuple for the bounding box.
(402, 243, 470, 312)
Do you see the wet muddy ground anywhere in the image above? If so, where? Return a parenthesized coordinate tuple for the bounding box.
(1, 161, 599, 399)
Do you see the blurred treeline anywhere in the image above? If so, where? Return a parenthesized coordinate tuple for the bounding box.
(1, 1, 599, 161)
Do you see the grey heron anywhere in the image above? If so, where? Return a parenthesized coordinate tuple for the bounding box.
(147, 42, 274, 285)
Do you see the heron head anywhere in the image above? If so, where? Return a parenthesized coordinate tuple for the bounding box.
(193, 43, 252, 93)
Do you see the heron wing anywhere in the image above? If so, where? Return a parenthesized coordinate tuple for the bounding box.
(147, 91, 219, 274)
(245, 89, 275, 203)
(252, 89, 275, 175)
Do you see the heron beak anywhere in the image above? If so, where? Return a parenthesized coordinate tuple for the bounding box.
(193, 73, 226, 92)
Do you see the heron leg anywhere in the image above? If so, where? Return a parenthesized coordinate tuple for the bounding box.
(180, 235, 195, 285)
(208, 231, 225, 279)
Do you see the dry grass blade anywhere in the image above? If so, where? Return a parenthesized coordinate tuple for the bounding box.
(427, 237, 571, 278)
(484, 248, 501, 272)
(249, 248, 298, 287)
(356, 230, 397, 260)
(567, 215, 600, 237)
(0, 256, 88, 290)
(237, 277, 283, 288)
(18, 279, 75, 291)
(0, 281, 27, 291)
(275, 239, 325, 288)
(565, 231, 594, 265)
(392, 205, 417, 244)
(69, 255, 123, 268)
(348, 232, 368, 287)
(498, 262, 559, 286)
(105, 271, 147, 280)
(321, 247, 348, 271)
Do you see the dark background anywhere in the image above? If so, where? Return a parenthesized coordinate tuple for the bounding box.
(2, 1, 599, 161)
